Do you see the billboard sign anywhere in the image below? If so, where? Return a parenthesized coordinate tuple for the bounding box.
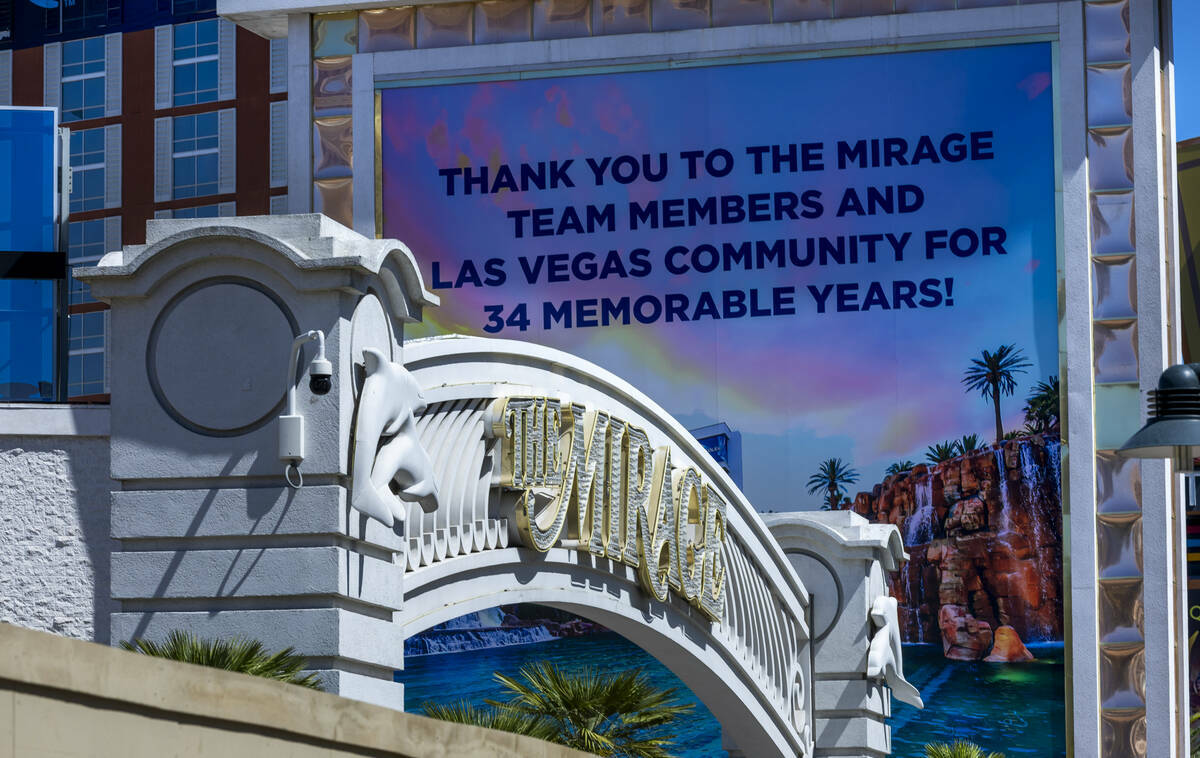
(381, 42, 1063, 755)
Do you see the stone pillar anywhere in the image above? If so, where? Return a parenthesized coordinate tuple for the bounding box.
(78, 214, 437, 708)
(763, 511, 911, 758)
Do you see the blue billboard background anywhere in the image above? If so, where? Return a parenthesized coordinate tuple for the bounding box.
(382, 43, 1063, 756)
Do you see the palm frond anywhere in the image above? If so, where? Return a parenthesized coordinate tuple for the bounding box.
(488, 662, 693, 757)
(961, 344, 1032, 398)
(925, 441, 959, 464)
(421, 700, 557, 741)
(806, 458, 859, 497)
(886, 460, 917, 476)
(924, 740, 1006, 758)
(120, 630, 322, 689)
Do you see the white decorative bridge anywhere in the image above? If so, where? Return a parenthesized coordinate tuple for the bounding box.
(82, 215, 918, 758)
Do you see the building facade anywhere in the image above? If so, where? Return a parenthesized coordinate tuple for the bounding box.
(1, 0, 288, 400)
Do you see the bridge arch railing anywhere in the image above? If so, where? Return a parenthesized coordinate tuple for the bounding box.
(400, 335, 814, 757)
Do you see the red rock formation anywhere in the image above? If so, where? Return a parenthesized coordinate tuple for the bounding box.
(986, 625, 1035, 662)
(849, 435, 1062, 660)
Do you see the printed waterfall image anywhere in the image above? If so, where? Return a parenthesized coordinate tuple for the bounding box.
(381, 41, 1065, 757)
(834, 359, 1065, 757)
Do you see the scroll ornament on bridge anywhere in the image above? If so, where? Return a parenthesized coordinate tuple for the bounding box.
(350, 348, 440, 527)
(866, 595, 924, 709)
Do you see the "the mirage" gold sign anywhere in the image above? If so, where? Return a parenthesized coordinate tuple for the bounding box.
(490, 396, 727, 621)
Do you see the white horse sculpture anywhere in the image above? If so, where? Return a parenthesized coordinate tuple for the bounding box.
(867, 595, 924, 709)
(350, 348, 439, 527)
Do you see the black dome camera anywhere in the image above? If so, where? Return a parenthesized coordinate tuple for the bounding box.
(309, 357, 332, 395)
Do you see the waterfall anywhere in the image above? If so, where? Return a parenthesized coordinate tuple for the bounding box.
(1019, 442, 1054, 641)
(993, 448, 1014, 539)
(405, 625, 558, 656)
(904, 477, 936, 545)
(901, 561, 925, 643)
(1046, 438, 1062, 498)
(435, 610, 504, 631)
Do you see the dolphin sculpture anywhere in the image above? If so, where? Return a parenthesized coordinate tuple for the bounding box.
(350, 348, 439, 526)
(867, 595, 924, 709)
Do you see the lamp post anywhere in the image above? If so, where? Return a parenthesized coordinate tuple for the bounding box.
(1119, 362, 1199, 754)
(1120, 362, 1200, 471)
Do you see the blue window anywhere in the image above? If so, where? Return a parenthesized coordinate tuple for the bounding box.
(172, 113, 219, 199)
(69, 128, 105, 213)
(173, 204, 220, 219)
(61, 37, 106, 123)
(173, 20, 219, 107)
(46, 0, 118, 35)
(172, 0, 215, 15)
(68, 220, 106, 306)
(67, 311, 105, 397)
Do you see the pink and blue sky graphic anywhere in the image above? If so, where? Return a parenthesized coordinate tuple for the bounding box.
(381, 42, 1058, 511)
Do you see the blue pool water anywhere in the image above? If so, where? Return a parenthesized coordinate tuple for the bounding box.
(399, 634, 1066, 758)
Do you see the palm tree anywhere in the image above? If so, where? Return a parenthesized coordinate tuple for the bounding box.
(956, 434, 981, 454)
(120, 630, 322, 690)
(422, 700, 557, 742)
(925, 441, 959, 464)
(807, 458, 859, 510)
(885, 460, 917, 476)
(924, 741, 1005, 758)
(962, 344, 1033, 444)
(425, 662, 694, 758)
(1023, 375, 1060, 432)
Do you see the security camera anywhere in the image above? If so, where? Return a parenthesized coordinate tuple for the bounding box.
(309, 356, 333, 395)
(280, 329, 329, 483)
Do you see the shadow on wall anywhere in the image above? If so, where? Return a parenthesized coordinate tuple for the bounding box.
(65, 433, 117, 644)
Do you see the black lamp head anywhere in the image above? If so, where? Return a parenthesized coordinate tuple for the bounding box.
(1119, 363, 1200, 458)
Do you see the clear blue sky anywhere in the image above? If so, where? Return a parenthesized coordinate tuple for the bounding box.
(1176, 1, 1199, 141)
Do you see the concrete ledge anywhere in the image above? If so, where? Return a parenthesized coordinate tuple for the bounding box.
(112, 486, 405, 552)
(111, 608, 408, 671)
(814, 678, 889, 718)
(0, 622, 591, 758)
(813, 714, 889, 756)
(112, 547, 403, 609)
(0, 404, 110, 437)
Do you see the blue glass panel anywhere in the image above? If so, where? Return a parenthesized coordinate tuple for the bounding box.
(197, 18, 218, 46)
(82, 78, 104, 118)
(174, 66, 196, 106)
(174, 114, 196, 144)
(196, 153, 218, 190)
(173, 156, 196, 198)
(62, 39, 83, 68)
(196, 61, 218, 101)
(175, 21, 195, 51)
(62, 81, 83, 122)
(0, 108, 57, 253)
(0, 280, 55, 400)
(196, 111, 217, 137)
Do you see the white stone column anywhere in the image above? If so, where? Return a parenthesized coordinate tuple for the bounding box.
(79, 214, 438, 709)
(763, 511, 910, 758)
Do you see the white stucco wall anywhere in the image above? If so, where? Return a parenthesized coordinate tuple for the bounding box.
(0, 406, 112, 642)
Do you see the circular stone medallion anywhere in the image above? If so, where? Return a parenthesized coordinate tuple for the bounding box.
(148, 278, 297, 436)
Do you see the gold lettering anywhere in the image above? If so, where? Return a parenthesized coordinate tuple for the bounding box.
(699, 484, 728, 621)
(622, 425, 655, 569)
(675, 468, 704, 602)
(494, 396, 726, 621)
